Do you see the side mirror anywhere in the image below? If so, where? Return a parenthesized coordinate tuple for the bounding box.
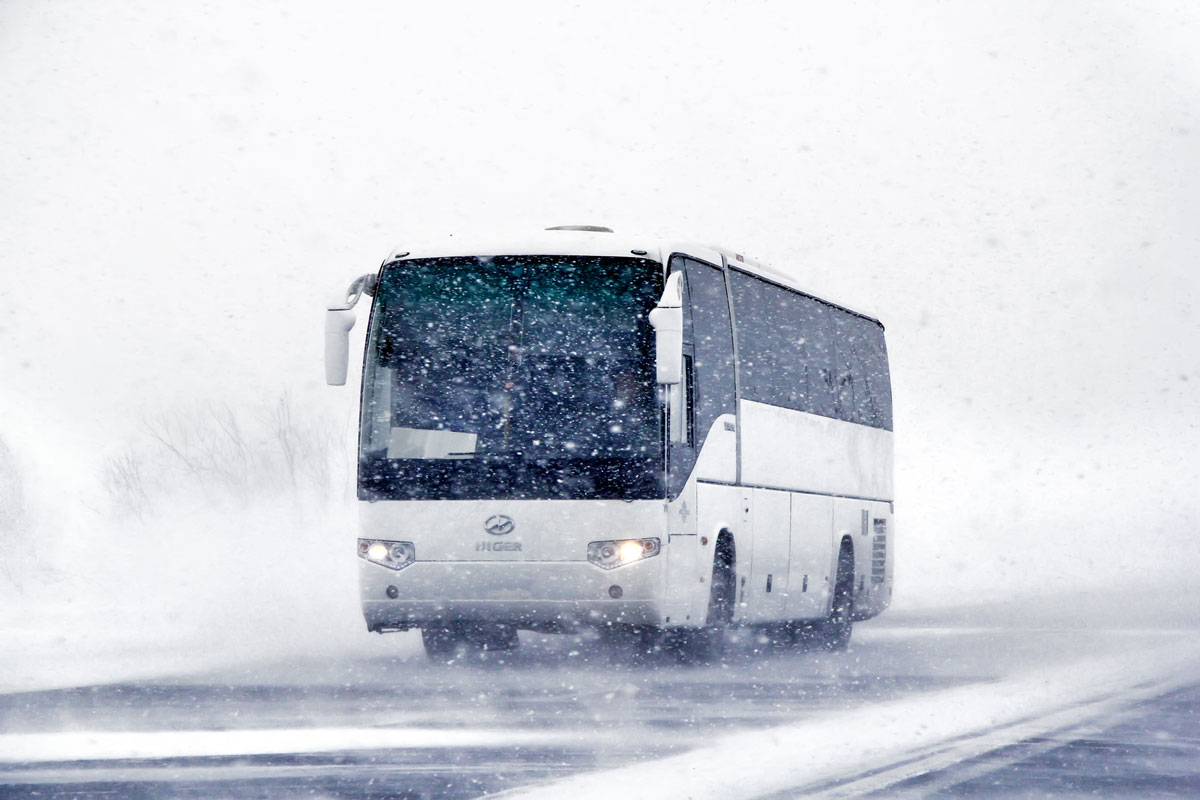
(325, 273, 377, 386)
(325, 308, 357, 385)
(648, 272, 683, 385)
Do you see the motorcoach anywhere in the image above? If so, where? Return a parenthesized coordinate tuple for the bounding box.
(326, 226, 893, 658)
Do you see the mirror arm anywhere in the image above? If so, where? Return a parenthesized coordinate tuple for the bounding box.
(330, 273, 377, 312)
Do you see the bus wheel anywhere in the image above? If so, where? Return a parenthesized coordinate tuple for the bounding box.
(598, 624, 660, 661)
(421, 626, 465, 661)
(761, 622, 794, 651)
(786, 621, 821, 648)
(673, 534, 734, 662)
(818, 542, 855, 651)
(665, 625, 724, 663)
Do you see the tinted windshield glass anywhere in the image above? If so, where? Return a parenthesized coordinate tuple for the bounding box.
(359, 255, 662, 500)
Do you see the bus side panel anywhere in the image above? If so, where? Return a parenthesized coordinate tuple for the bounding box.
(663, 413, 739, 628)
(857, 500, 894, 619)
(831, 497, 894, 620)
(663, 476, 702, 626)
(692, 414, 737, 484)
(743, 487, 791, 622)
(695, 480, 742, 624)
(787, 492, 834, 621)
(739, 400, 893, 501)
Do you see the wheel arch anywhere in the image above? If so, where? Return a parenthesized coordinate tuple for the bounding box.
(705, 527, 737, 626)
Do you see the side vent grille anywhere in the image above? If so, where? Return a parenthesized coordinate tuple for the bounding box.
(871, 519, 888, 584)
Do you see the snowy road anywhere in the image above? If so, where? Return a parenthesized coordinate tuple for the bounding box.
(2, 605, 1199, 799)
(856, 682, 1200, 798)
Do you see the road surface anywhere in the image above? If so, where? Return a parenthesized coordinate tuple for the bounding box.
(2, 605, 1198, 799)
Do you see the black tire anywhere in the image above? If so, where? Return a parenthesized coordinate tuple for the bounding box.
(817, 542, 854, 651)
(598, 624, 661, 661)
(422, 622, 520, 661)
(664, 625, 724, 663)
(670, 534, 735, 662)
(760, 622, 794, 651)
(787, 621, 822, 648)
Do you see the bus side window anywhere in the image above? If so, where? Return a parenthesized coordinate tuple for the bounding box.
(686, 259, 736, 429)
(666, 254, 733, 497)
(684, 353, 695, 446)
(666, 256, 697, 496)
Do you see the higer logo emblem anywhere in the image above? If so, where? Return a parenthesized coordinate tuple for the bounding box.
(484, 514, 515, 536)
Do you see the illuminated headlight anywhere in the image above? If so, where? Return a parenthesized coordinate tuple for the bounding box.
(587, 538, 660, 570)
(358, 538, 416, 570)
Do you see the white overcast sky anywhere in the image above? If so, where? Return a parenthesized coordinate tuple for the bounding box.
(3, 1, 1199, 596)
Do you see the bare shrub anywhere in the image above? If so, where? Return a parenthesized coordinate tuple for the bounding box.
(143, 406, 247, 492)
(264, 393, 350, 502)
(102, 395, 349, 513)
(100, 451, 151, 518)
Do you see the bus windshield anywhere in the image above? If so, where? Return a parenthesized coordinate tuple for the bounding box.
(359, 255, 662, 500)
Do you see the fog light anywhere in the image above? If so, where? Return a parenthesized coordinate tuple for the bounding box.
(386, 585, 399, 599)
(609, 585, 623, 599)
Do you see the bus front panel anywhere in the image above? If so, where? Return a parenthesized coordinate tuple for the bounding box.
(357, 497, 669, 631)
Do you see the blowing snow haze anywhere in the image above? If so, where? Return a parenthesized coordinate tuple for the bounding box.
(2, 0, 1200, 666)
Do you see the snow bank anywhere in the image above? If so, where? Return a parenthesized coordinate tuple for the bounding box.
(0, 493, 380, 694)
(0, 726, 562, 764)
(0, 399, 388, 694)
(500, 638, 1200, 800)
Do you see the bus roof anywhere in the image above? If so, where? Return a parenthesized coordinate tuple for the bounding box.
(382, 228, 882, 326)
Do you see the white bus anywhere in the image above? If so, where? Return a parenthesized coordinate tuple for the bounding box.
(326, 227, 893, 658)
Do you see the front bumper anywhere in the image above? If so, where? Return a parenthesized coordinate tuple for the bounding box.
(360, 558, 664, 632)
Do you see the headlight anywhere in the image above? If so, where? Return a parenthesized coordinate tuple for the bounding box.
(587, 538, 660, 570)
(358, 538, 416, 571)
